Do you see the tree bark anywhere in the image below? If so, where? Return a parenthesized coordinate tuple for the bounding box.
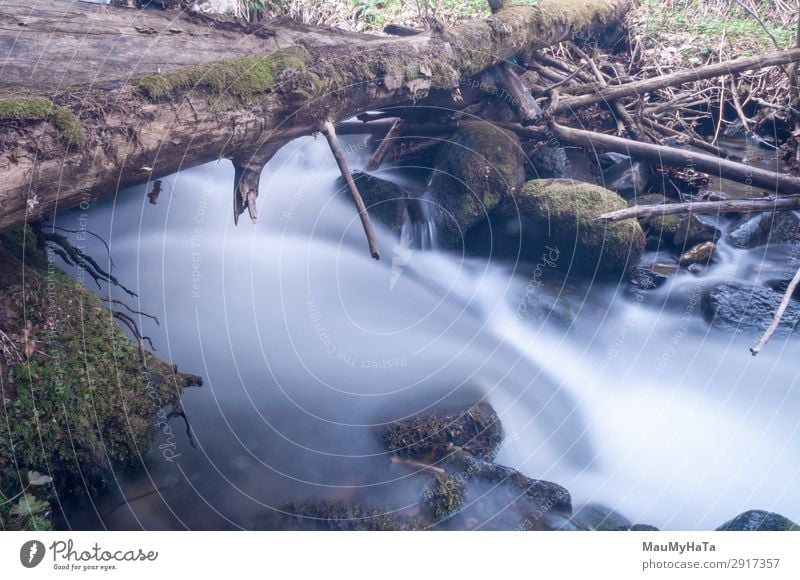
(0, 0, 627, 232)
(595, 196, 800, 223)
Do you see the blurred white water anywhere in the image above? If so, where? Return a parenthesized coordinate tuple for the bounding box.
(55, 134, 800, 530)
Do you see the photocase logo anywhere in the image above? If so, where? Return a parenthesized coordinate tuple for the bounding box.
(390, 232, 413, 290)
(19, 540, 46, 568)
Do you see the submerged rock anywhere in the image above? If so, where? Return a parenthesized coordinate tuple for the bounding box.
(337, 170, 410, 235)
(727, 210, 800, 248)
(466, 179, 645, 278)
(702, 281, 800, 333)
(380, 401, 504, 461)
(429, 122, 525, 249)
(253, 500, 423, 531)
(716, 510, 800, 531)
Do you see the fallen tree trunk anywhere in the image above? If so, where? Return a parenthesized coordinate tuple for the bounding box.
(549, 122, 800, 195)
(595, 195, 800, 222)
(0, 0, 627, 232)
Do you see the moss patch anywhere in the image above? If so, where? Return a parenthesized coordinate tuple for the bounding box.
(424, 474, 465, 519)
(0, 97, 85, 147)
(135, 45, 311, 102)
(381, 401, 504, 461)
(0, 227, 198, 530)
(253, 500, 423, 531)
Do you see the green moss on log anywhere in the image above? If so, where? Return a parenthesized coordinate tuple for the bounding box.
(135, 45, 311, 101)
(0, 97, 84, 146)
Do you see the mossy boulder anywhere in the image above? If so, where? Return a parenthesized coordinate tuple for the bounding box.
(380, 401, 503, 461)
(337, 171, 410, 235)
(429, 122, 526, 249)
(0, 227, 200, 530)
(466, 179, 644, 278)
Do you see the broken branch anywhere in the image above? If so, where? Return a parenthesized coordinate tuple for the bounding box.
(321, 120, 381, 260)
(751, 263, 800, 356)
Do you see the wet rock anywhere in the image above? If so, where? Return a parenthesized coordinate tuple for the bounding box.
(702, 281, 800, 333)
(599, 152, 631, 169)
(678, 241, 716, 266)
(630, 193, 667, 207)
(538, 513, 587, 531)
(716, 510, 800, 531)
(672, 215, 721, 249)
(563, 149, 599, 184)
(430, 122, 525, 248)
(600, 159, 652, 201)
(380, 401, 504, 461)
(337, 170, 409, 235)
(639, 213, 681, 250)
(573, 504, 632, 531)
(466, 179, 645, 278)
(515, 276, 576, 327)
(766, 278, 800, 299)
(629, 266, 669, 290)
(697, 190, 727, 202)
(526, 145, 567, 180)
(447, 452, 572, 516)
(423, 474, 465, 519)
(253, 500, 423, 531)
(727, 210, 800, 248)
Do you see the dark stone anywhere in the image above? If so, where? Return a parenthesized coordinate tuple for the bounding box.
(599, 152, 630, 170)
(429, 122, 526, 248)
(630, 193, 667, 207)
(526, 145, 567, 180)
(766, 278, 800, 299)
(716, 510, 799, 531)
(702, 281, 800, 333)
(380, 401, 504, 461)
(629, 266, 669, 290)
(727, 210, 800, 248)
(563, 148, 600, 184)
(465, 179, 645, 278)
(573, 504, 632, 531)
(672, 215, 721, 249)
(600, 159, 652, 200)
(337, 170, 409, 235)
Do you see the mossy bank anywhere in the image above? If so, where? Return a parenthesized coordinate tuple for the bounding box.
(0, 227, 200, 530)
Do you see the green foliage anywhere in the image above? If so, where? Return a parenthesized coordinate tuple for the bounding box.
(0, 97, 85, 146)
(635, 0, 795, 56)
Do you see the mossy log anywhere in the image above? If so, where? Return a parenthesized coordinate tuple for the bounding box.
(0, 0, 627, 232)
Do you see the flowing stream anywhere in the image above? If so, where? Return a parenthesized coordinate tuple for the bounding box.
(54, 133, 800, 530)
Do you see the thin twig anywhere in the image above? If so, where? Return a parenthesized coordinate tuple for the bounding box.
(751, 263, 800, 355)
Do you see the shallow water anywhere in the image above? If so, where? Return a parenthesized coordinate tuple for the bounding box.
(53, 133, 800, 530)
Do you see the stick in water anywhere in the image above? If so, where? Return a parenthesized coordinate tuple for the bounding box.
(321, 120, 381, 260)
(751, 265, 800, 356)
